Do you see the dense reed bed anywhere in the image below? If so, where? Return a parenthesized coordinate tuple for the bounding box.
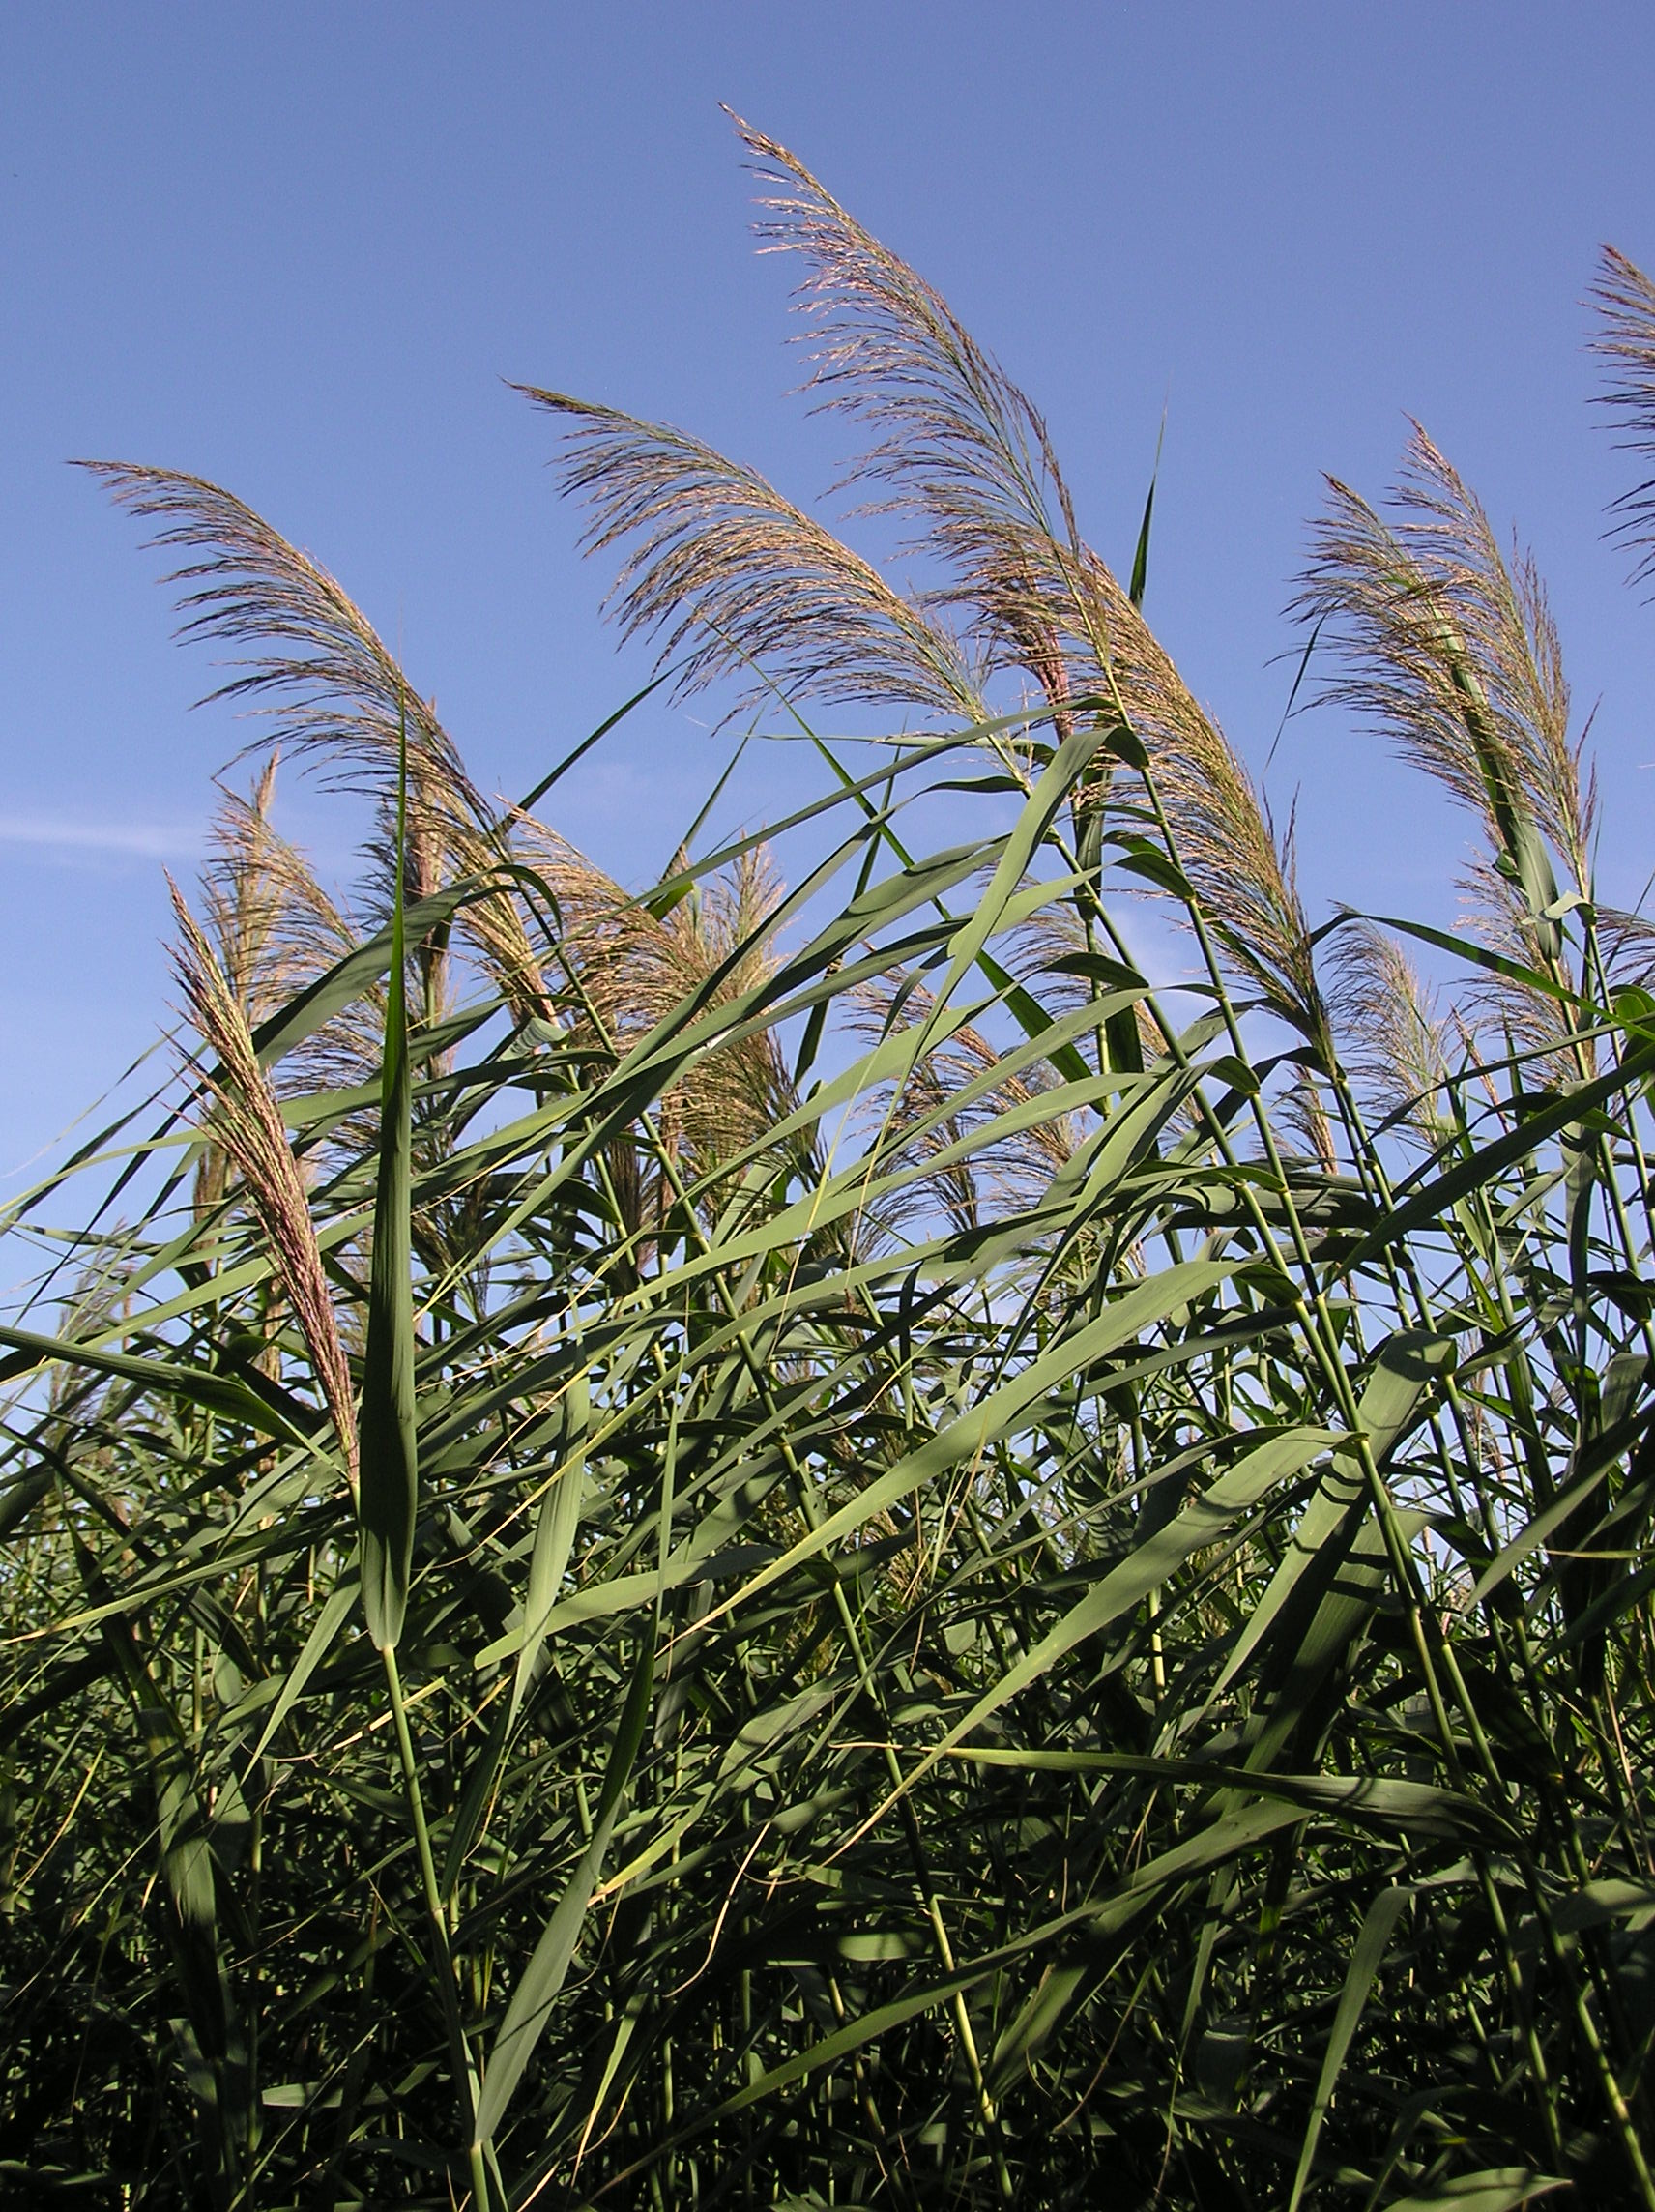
(5, 125, 1655, 2210)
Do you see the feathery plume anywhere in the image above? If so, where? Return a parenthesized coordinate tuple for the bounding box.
(508, 816, 798, 1183)
(1324, 920, 1453, 1149)
(734, 115, 1329, 1051)
(1297, 426, 1590, 907)
(1589, 243, 1655, 593)
(170, 882, 358, 1480)
(86, 462, 553, 1033)
(199, 758, 373, 1087)
(78, 463, 485, 826)
(523, 391, 985, 723)
(847, 976, 1079, 1240)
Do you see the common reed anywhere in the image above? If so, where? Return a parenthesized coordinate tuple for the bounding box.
(3, 131, 1655, 2212)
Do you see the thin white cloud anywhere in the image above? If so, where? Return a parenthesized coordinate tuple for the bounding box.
(0, 814, 201, 859)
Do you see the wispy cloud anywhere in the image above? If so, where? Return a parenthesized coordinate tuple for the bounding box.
(0, 814, 201, 859)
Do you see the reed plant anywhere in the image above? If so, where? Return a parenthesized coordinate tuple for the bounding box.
(5, 123, 1655, 2210)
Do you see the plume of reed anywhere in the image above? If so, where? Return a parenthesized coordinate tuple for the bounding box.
(1589, 243, 1655, 593)
(523, 390, 985, 724)
(190, 763, 390, 1227)
(734, 110, 1096, 733)
(360, 770, 457, 1037)
(847, 976, 1079, 1241)
(1296, 428, 1599, 1083)
(204, 756, 303, 1025)
(1297, 426, 1592, 910)
(1144, 718, 1333, 1057)
(1324, 919, 1454, 1149)
(169, 883, 357, 1479)
(1596, 902, 1655, 993)
(735, 116, 1331, 1058)
(78, 463, 485, 826)
(508, 815, 798, 1182)
(200, 758, 372, 1084)
(734, 114, 1079, 584)
(84, 462, 553, 1033)
(520, 115, 1328, 1067)
(44, 1252, 138, 1423)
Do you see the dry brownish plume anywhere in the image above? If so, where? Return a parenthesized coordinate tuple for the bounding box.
(520, 393, 986, 725)
(525, 116, 1329, 1089)
(731, 117, 1328, 1059)
(169, 882, 358, 1483)
(1298, 426, 1591, 899)
(80, 462, 551, 1029)
(1298, 426, 1592, 1066)
(191, 763, 389, 1231)
(77, 464, 482, 817)
(200, 758, 372, 1085)
(847, 976, 1080, 1241)
(508, 814, 798, 1185)
(1323, 919, 1454, 1149)
(1590, 243, 1655, 593)
(732, 115, 1079, 588)
(204, 756, 306, 1026)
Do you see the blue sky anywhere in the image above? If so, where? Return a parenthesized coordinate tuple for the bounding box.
(3, 3, 1654, 1180)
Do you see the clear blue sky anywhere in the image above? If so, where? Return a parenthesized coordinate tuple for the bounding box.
(3, 3, 1654, 1181)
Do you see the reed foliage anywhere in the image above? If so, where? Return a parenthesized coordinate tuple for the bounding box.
(6, 126, 1655, 2211)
